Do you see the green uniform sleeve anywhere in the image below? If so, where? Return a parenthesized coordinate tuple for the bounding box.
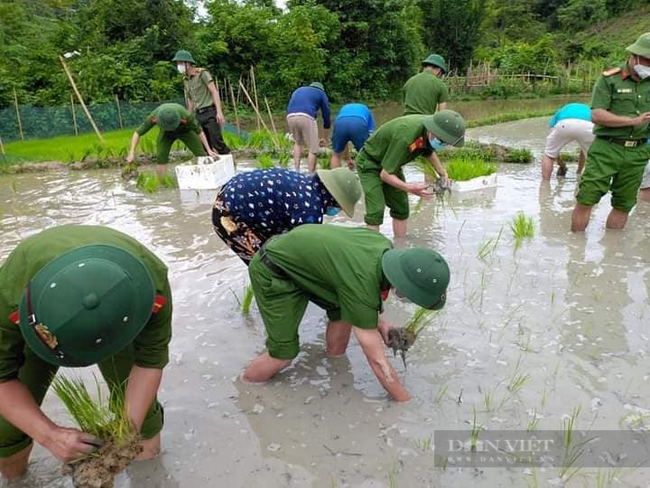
(201, 70, 214, 86)
(338, 289, 378, 329)
(591, 76, 611, 111)
(136, 112, 157, 136)
(382, 133, 412, 174)
(0, 250, 30, 383)
(439, 83, 449, 103)
(187, 113, 202, 134)
(132, 282, 172, 369)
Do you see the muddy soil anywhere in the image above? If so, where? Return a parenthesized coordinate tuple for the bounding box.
(63, 437, 142, 488)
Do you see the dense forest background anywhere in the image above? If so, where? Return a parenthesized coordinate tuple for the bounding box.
(1, 0, 649, 109)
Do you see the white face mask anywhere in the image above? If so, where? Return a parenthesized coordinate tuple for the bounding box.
(177, 64, 186, 74)
(634, 63, 650, 80)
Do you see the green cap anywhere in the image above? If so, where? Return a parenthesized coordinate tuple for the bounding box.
(316, 168, 362, 218)
(309, 82, 325, 91)
(157, 104, 181, 131)
(382, 247, 450, 310)
(172, 50, 196, 64)
(422, 54, 448, 73)
(19, 245, 155, 367)
(424, 110, 466, 147)
(626, 33, 650, 58)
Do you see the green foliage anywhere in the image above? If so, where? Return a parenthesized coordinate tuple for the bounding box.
(418, 0, 485, 70)
(405, 307, 434, 335)
(317, 152, 331, 170)
(241, 285, 255, 315)
(136, 171, 177, 193)
(223, 131, 246, 150)
(446, 156, 497, 182)
(52, 375, 133, 445)
(510, 212, 535, 248)
(466, 110, 554, 128)
(277, 153, 291, 168)
(557, 0, 608, 31)
(504, 148, 533, 164)
(257, 153, 275, 169)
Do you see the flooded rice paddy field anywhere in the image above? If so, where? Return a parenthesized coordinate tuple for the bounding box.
(2, 118, 650, 487)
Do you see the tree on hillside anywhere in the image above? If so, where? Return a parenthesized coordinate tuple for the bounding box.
(417, 0, 485, 71)
(557, 0, 608, 31)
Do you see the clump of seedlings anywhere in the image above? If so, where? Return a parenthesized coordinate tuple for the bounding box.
(135, 171, 177, 193)
(52, 375, 141, 488)
(257, 153, 275, 169)
(232, 284, 255, 315)
(504, 147, 533, 164)
(317, 152, 331, 170)
(388, 307, 434, 368)
(446, 155, 497, 182)
(511, 212, 535, 249)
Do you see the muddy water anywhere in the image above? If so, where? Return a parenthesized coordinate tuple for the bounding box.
(2, 123, 650, 487)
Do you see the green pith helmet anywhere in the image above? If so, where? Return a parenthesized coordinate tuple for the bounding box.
(172, 50, 196, 64)
(382, 247, 450, 310)
(19, 245, 155, 367)
(424, 110, 465, 147)
(422, 54, 448, 74)
(626, 33, 650, 58)
(157, 104, 182, 131)
(309, 82, 325, 91)
(316, 168, 362, 218)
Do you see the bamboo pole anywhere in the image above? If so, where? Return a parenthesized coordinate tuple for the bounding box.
(12, 87, 24, 141)
(239, 79, 279, 150)
(250, 66, 261, 131)
(264, 96, 279, 143)
(229, 80, 240, 132)
(70, 93, 78, 135)
(114, 94, 123, 130)
(0, 136, 5, 155)
(59, 55, 104, 143)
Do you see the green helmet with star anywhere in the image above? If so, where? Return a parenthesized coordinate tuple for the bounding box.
(18, 245, 156, 367)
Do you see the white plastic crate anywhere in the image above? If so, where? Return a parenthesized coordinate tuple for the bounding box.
(451, 173, 497, 193)
(175, 155, 235, 190)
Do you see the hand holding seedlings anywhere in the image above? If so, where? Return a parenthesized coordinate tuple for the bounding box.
(46, 427, 104, 463)
(407, 182, 435, 198)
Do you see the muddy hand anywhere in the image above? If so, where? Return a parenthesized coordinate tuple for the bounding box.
(47, 427, 104, 463)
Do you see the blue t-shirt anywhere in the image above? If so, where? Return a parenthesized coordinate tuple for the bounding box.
(336, 103, 376, 132)
(549, 103, 592, 128)
(222, 169, 335, 234)
(286, 86, 331, 129)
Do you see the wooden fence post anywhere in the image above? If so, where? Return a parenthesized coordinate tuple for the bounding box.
(114, 94, 123, 130)
(229, 80, 240, 132)
(59, 55, 104, 143)
(250, 66, 261, 131)
(71, 93, 78, 135)
(12, 87, 24, 141)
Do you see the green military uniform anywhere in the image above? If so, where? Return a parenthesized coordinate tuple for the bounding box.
(0, 225, 172, 457)
(577, 64, 650, 212)
(136, 103, 205, 163)
(356, 115, 433, 226)
(403, 71, 449, 116)
(184, 69, 214, 110)
(249, 225, 392, 359)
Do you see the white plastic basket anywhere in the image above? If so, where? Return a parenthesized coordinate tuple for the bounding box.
(451, 173, 497, 193)
(175, 155, 235, 190)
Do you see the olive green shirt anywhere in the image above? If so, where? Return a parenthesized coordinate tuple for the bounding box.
(403, 71, 449, 116)
(136, 103, 202, 136)
(357, 115, 433, 174)
(0, 225, 172, 382)
(591, 63, 650, 139)
(265, 225, 391, 328)
(184, 69, 215, 111)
